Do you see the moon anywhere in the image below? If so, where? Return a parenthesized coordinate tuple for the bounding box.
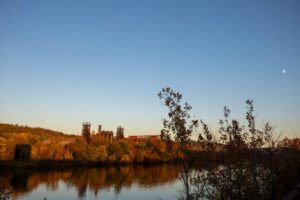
(282, 69, 286, 74)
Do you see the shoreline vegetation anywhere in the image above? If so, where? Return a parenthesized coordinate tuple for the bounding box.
(156, 87, 300, 200)
(0, 123, 299, 170)
(0, 123, 186, 169)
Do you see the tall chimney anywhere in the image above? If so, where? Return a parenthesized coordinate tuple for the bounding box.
(98, 125, 102, 135)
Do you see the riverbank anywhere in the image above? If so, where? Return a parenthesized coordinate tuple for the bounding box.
(0, 159, 177, 170)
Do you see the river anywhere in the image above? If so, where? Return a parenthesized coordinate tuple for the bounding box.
(0, 164, 183, 200)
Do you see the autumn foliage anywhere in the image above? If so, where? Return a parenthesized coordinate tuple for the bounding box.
(0, 124, 176, 164)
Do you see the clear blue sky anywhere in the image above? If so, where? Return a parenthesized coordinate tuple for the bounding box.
(0, 0, 299, 138)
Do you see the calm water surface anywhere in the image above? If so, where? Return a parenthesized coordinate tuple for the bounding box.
(1, 164, 183, 200)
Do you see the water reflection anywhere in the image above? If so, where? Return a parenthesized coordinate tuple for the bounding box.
(0, 164, 180, 200)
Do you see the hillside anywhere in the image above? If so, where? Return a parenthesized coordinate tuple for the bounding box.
(0, 124, 78, 161)
(0, 123, 71, 137)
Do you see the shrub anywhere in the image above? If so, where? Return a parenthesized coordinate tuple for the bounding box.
(135, 149, 145, 163)
(39, 148, 52, 159)
(87, 146, 101, 162)
(72, 150, 88, 161)
(120, 154, 130, 164)
(107, 142, 123, 159)
(14, 144, 31, 162)
(119, 141, 130, 154)
(107, 155, 116, 163)
(98, 145, 108, 162)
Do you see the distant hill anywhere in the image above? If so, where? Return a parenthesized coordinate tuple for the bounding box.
(0, 123, 71, 137)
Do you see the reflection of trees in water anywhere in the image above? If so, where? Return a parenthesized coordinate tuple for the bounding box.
(77, 182, 87, 200)
(0, 164, 179, 199)
(11, 171, 29, 191)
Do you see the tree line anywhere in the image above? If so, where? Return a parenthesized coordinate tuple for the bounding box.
(0, 124, 177, 164)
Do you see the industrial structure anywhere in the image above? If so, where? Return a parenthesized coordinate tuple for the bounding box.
(116, 126, 125, 140)
(96, 125, 113, 142)
(82, 122, 91, 144)
(82, 123, 124, 143)
(82, 122, 159, 143)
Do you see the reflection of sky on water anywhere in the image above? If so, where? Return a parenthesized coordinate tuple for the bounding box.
(17, 179, 181, 200)
(4, 165, 182, 200)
